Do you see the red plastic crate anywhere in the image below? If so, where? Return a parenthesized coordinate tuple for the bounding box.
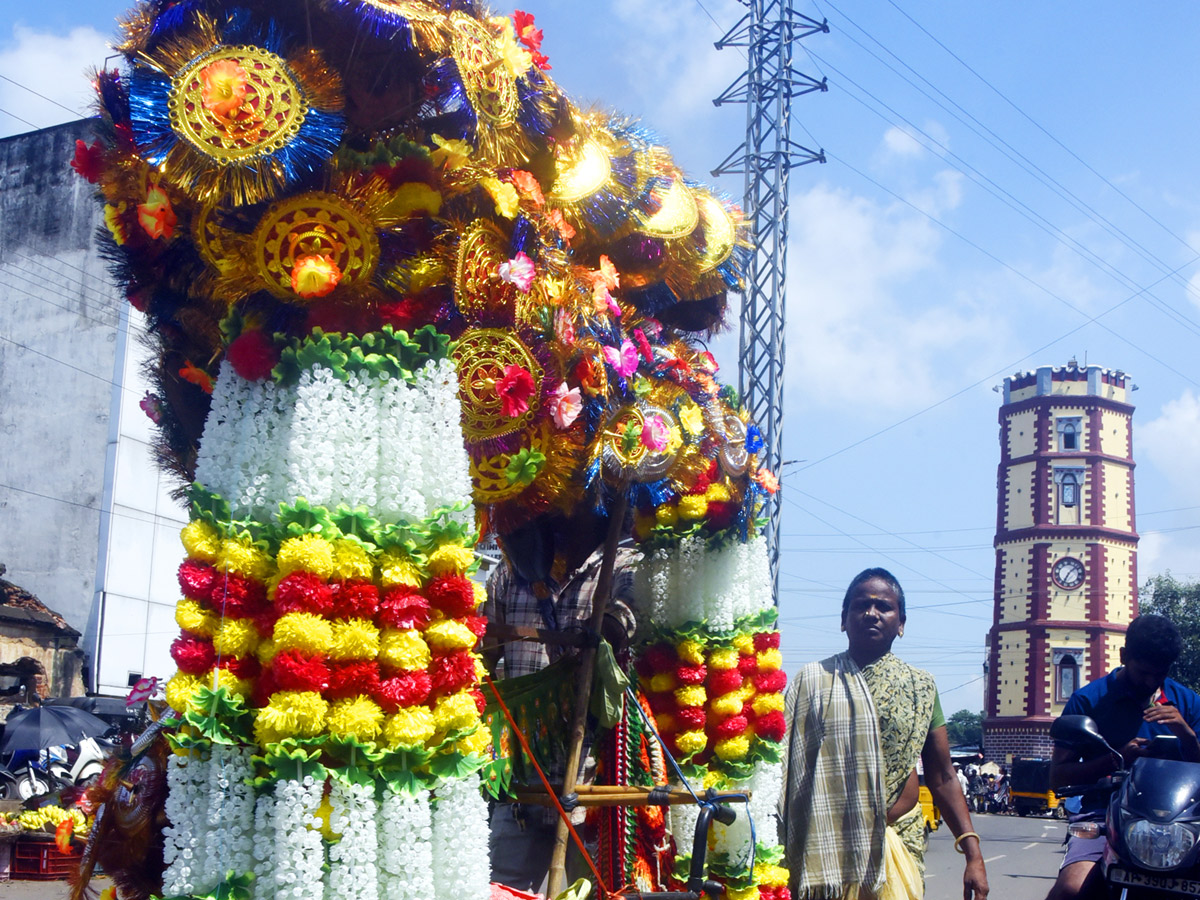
(11, 839, 80, 880)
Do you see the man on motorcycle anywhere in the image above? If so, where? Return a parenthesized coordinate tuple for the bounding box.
(1044, 614, 1200, 899)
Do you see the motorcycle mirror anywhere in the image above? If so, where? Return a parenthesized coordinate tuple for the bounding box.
(1050, 715, 1119, 756)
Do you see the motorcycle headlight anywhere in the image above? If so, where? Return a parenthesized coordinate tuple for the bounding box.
(1124, 819, 1197, 870)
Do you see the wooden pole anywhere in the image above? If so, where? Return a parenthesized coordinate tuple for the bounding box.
(546, 489, 629, 897)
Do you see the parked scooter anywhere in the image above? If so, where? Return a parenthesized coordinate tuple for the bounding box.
(1052, 714, 1200, 898)
(6, 736, 114, 800)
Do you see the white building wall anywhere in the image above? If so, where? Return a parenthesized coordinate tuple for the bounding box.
(0, 121, 185, 695)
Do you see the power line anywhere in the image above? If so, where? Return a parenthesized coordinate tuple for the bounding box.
(0, 73, 87, 119)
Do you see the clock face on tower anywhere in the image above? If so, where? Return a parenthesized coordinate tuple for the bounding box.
(1053, 556, 1086, 590)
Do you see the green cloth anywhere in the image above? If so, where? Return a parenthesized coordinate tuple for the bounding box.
(589, 638, 630, 728)
(780, 652, 887, 899)
(859, 653, 940, 874)
(930, 692, 945, 731)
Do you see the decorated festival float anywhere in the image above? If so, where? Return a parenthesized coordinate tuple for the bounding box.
(67, 2, 789, 898)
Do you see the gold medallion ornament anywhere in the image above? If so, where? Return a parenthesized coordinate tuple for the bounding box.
(452, 328, 543, 444)
(449, 12, 518, 127)
(548, 139, 612, 204)
(454, 221, 517, 323)
(252, 192, 379, 299)
(695, 195, 736, 273)
(602, 404, 681, 483)
(718, 413, 749, 477)
(636, 174, 700, 241)
(169, 45, 309, 165)
(193, 201, 231, 273)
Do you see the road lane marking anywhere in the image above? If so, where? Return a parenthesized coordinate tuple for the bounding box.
(984, 855, 1006, 863)
(1023, 843, 1039, 849)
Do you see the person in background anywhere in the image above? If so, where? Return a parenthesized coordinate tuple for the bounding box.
(779, 567, 989, 900)
(1045, 614, 1200, 900)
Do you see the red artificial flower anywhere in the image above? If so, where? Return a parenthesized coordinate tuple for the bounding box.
(574, 356, 603, 397)
(633, 328, 654, 364)
(170, 634, 216, 675)
(754, 468, 780, 494)
(379, 297, 428, 332)
(512, 11, 543, 50)
(137, 184, 177, 240)
(756, 710, 786, 743)
(708, 668, 744, 698)
(252, 667, 279, 708)
(639, 644, 677, 676)
(530, 50, 551, 71)
(496, 364, 536, 418)
(646, 692, 677, 716)
(429, 650, 477, 696)
(675, 663, 708, 686)
(754, 670, 787, 694)
(252, 606, 280, 640)
(70, 139, 104, 183)
(219, 655, 261, 680)
(275, 572, 334, 616)
(736, 654, 758, 677)
(376, 155, 437, 188)
(753, 631, 781, 652)
(226, 330, 279, 382)
(470, 688, 487, 715)
(374, 671, 432, 712)
(714, 714, 749, 740)
(705, 501, 737, 532)
(178, 559, 216, 599)
(179, 361, 214, 394)
(464, 615, 488, 639)
(326, 661, 381, 700)
(330, 580, 380, 619)
(272, 650, 331, 693)
(426, 575, 476, 618)
(209, 571, 267, 618)
(675, 707, 706, 732)
(378, 588, 431, 630)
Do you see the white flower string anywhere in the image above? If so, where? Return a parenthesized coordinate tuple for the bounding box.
(377, 787, 435, 900)
(161, 750, 209, 896)
(431, 773, 491, 900)
(328, 779, 380, 900)
(251, 791, 278, 900)
(271, 775, 327, 900)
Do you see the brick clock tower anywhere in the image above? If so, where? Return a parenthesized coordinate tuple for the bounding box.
(983, 361, 1139, 762)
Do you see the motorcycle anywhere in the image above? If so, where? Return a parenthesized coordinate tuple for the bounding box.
(6, 736, 114, 800)
(1052, 714, 1200, 899)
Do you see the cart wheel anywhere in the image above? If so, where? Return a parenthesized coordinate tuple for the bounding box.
(1054, 805, 1066, 819)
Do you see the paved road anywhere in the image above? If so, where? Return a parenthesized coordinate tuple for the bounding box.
(926, 811, 1067, 900)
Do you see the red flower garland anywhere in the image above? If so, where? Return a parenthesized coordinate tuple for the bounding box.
(428, 650, 477, 696)
(275, 572, 334, 616)
(378, 589, 432, 629)
(708, 668, 743, 698)
(209, 571, 268, 617)
(329, 580, 380, 619)
(755, 711, 786, 743)
(326, 660, 381, 699)
(170, 633, 216, 674)
(178, 559, 216, 598)
(675, 663, 707, 685)
(754, 670, 787, 694)
(374, 671, 432, 712)
(272, 650, 331, 693)
(753, 632, 781, 652)
(426, 575, 477, 618)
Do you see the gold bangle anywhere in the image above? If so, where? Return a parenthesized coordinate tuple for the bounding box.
(954, 831, 981, 854)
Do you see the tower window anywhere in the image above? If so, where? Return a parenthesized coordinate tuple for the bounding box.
(1056, 416, 1083, 451)
(1055, 653, 1080, 702)
(1061, 473, 1079, 507)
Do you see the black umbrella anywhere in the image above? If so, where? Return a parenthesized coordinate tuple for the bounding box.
(1, 705, 111, 754)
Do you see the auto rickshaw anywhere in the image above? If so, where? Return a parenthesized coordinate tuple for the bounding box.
(1010, 756, 1064, 817)
(918, 774, 941, 833)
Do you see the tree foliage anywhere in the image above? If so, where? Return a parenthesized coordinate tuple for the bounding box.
(1140, 574, 1200, 693)
(945, 709, 983, 747)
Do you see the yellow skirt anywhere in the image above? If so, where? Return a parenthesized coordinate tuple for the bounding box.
(876, 825, 923, 900)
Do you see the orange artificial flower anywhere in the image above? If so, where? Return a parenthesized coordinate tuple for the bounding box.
(755, 468, 780, 494)
(200, 58, 250, 119)
(137, 184, 177, 240)
(55, 818, 74, 854)
(291, 254, 343, 298)
(548, 208, 575, 243)
(510, 170, 544, 207)
(179, 361, 215, 394)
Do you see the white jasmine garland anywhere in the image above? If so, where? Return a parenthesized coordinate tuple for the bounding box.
(430, 773, 491, 900)
(668, 797, 701, 860)
(251, 790, 277, 900)
(327, 778, 380, 900)
(161, 751, 209, 896)
(272, 776, 326, 900)
(197, 744, 256, 890)
(377, 787, 435, 900)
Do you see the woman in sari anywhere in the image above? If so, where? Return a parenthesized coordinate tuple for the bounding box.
(778, 568, 988, 900)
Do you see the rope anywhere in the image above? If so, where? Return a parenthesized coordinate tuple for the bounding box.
(483, 674, 617, 900)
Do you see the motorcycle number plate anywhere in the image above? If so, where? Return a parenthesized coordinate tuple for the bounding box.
(1111, 867, 1200, 896)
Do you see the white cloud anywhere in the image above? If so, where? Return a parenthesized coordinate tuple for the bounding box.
(882, 126, 923, 158)
(782, 180, 1005, 412)
(1140, 390, 1200, 503)
(0, 25, 110, 138)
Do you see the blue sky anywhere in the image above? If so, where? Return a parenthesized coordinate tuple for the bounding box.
(5, 1, 1200, 715)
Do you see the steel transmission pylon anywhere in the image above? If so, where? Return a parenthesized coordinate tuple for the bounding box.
(712, 1, 827, 603)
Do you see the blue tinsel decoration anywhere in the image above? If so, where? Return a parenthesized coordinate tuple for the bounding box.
(326, 0, 416, 45)
(418, 58, 477, 147)
(150, 1, 206, 41)
(745, 425, 764, 454)
(629, 478, 675, 509)
(509, 216, 539, 259)
(516, 70, 557, 139)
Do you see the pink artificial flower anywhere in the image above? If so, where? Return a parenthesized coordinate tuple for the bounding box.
(554, 307, 576, 346)
(550, 382, 582, 429)
(641, 414, 671, 452)
(698, 350, 719, 374)
(139, 392, 164, 425)
(498, 251, 536, 292)
(496, 364, 536, 417)
(602, 339, 638, 377)
(126, 675, 160, 705)
(633, 327, 654, 363)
